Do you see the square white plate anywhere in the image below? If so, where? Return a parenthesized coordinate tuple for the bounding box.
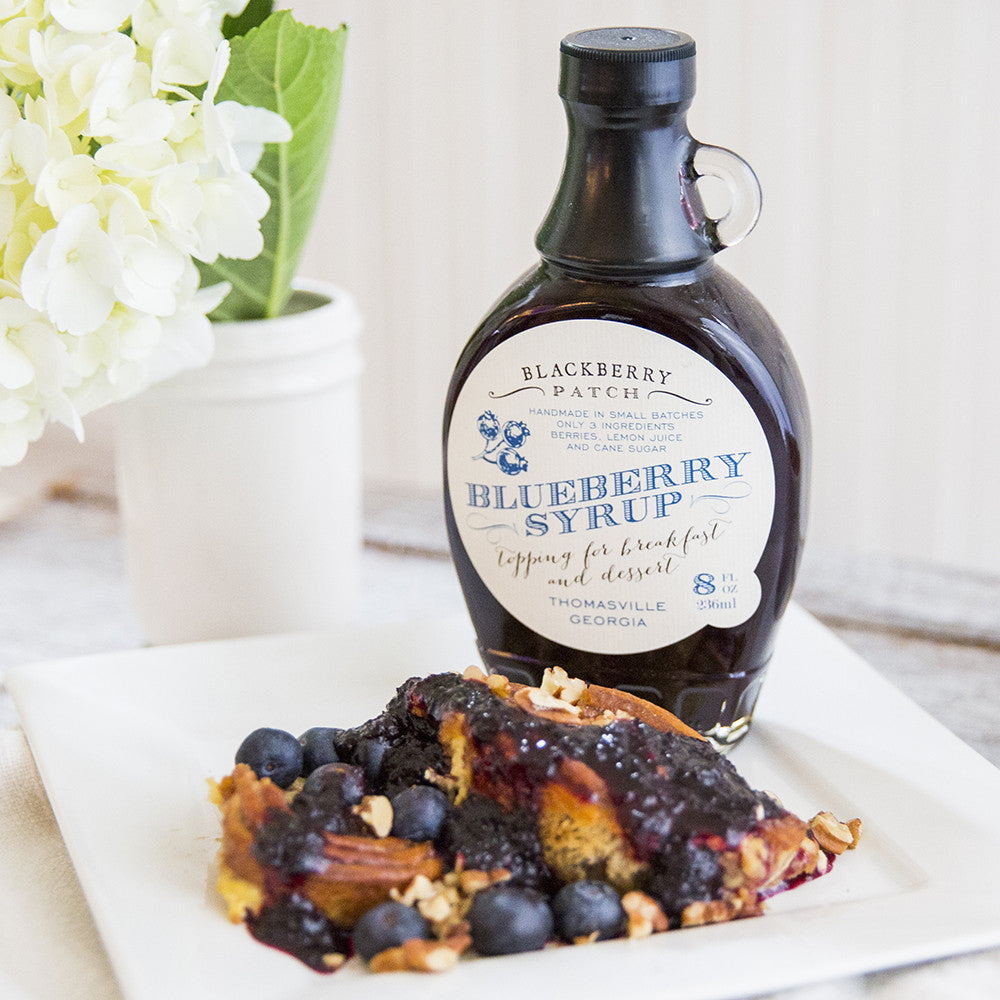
(8, 604, 1000, 1000)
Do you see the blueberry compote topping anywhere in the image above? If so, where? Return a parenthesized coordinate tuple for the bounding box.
(437, 792, 554, 891)
(647, 839, 725, 923)
(392, 673, 781, 920)
(403, 673, 780, 851)
(335, 683, 448, 797)
(253, 766, 369, 880)
(240, 671, 788, 968)
(247, 893, 351, 973)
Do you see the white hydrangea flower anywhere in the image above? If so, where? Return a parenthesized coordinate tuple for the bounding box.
(148, 160, 204, 253)
(0, 297, 42, 390)
(215, 101, 292, 173)
(145, 263, 226, 384)
(0, 1, 291, 466)
(151, 22, 217, 93)
(0, 95, 49, 185)
(131, 0, 239, 49)
(0, 398, 43, 466)
(114, 225, 187, 317)
(87, 50, 174, 147)
(29, 25, 138, 128)
(201, 42, 291, 174)
(46, 0, 141, 34)
(21, 94, 74, 161)
(0, 296, 78, 463)
(0, 187, 16, 244)
(35, 153, 102, 218)
(0, 13, 45, 88)
(21, 201, 123, 335)
(189, 171, 269, 263)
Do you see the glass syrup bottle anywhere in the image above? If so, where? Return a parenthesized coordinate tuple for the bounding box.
(443, 27, 809, 747)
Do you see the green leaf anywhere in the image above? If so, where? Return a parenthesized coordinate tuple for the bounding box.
(198, 11, 347, 320)
(222, 0, 274, 40)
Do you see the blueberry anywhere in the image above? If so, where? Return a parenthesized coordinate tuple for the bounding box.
(497, 448, 528, 475)
(477, 410, 500, 441)
(301, 762, 367, 805)
(389, 785, 449, 841)
(235, 727, 303, 789)
(551, 880, 626, 943)
(298, 726, 342, 774)
(502, 419, 530, 448)
(352, 901, 429, 962)
(353, 737, 390, 785)
(468, 886, 553, 956)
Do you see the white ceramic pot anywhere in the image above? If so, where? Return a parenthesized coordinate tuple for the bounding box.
(114, 279, 363, 644)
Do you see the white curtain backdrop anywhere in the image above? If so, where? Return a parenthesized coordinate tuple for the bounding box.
(293, 0, 1000, 575)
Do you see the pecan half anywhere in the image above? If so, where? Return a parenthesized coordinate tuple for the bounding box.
(303, 835, 441, 927)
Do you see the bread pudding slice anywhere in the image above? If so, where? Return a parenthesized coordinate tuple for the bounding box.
(213, 666, 859, 971)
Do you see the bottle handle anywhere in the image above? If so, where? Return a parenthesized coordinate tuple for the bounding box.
(691, 142, 762, 252)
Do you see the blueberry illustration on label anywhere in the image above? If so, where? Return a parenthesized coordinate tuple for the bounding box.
(474, 411, 530, 475)
(497, 448, 529, 475)
(478, 410, 500, 442)
(503, 420, 530, 449)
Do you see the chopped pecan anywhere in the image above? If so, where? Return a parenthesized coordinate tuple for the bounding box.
(391, 873, 437, 907)
(681, 900, 734, 927)
(621, 891, 669, 938)
(457, 868, 510, 894)
(417, 888, 458, 926)
(354, 795, 393, 838)
(540, 666, 588, 706)
(485, 673, 512, 698)
(369, 933, 471, 973)
(810, 812, 862, 855)
(513, 685, 585, 724)
(423, 768, 460, 797)
(787, 833, 821, 879)
(739, 837, 769, 883)
(732, 817, 809, 891)
(527, 686, 583, 715)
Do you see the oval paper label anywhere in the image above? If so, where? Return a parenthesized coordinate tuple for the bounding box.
(447, 319, 775, 655)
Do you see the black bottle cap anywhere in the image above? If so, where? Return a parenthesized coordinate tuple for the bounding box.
(559, 27, 696, 108)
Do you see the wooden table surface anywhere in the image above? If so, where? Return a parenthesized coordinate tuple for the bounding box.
(1, 468, 999, 999)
